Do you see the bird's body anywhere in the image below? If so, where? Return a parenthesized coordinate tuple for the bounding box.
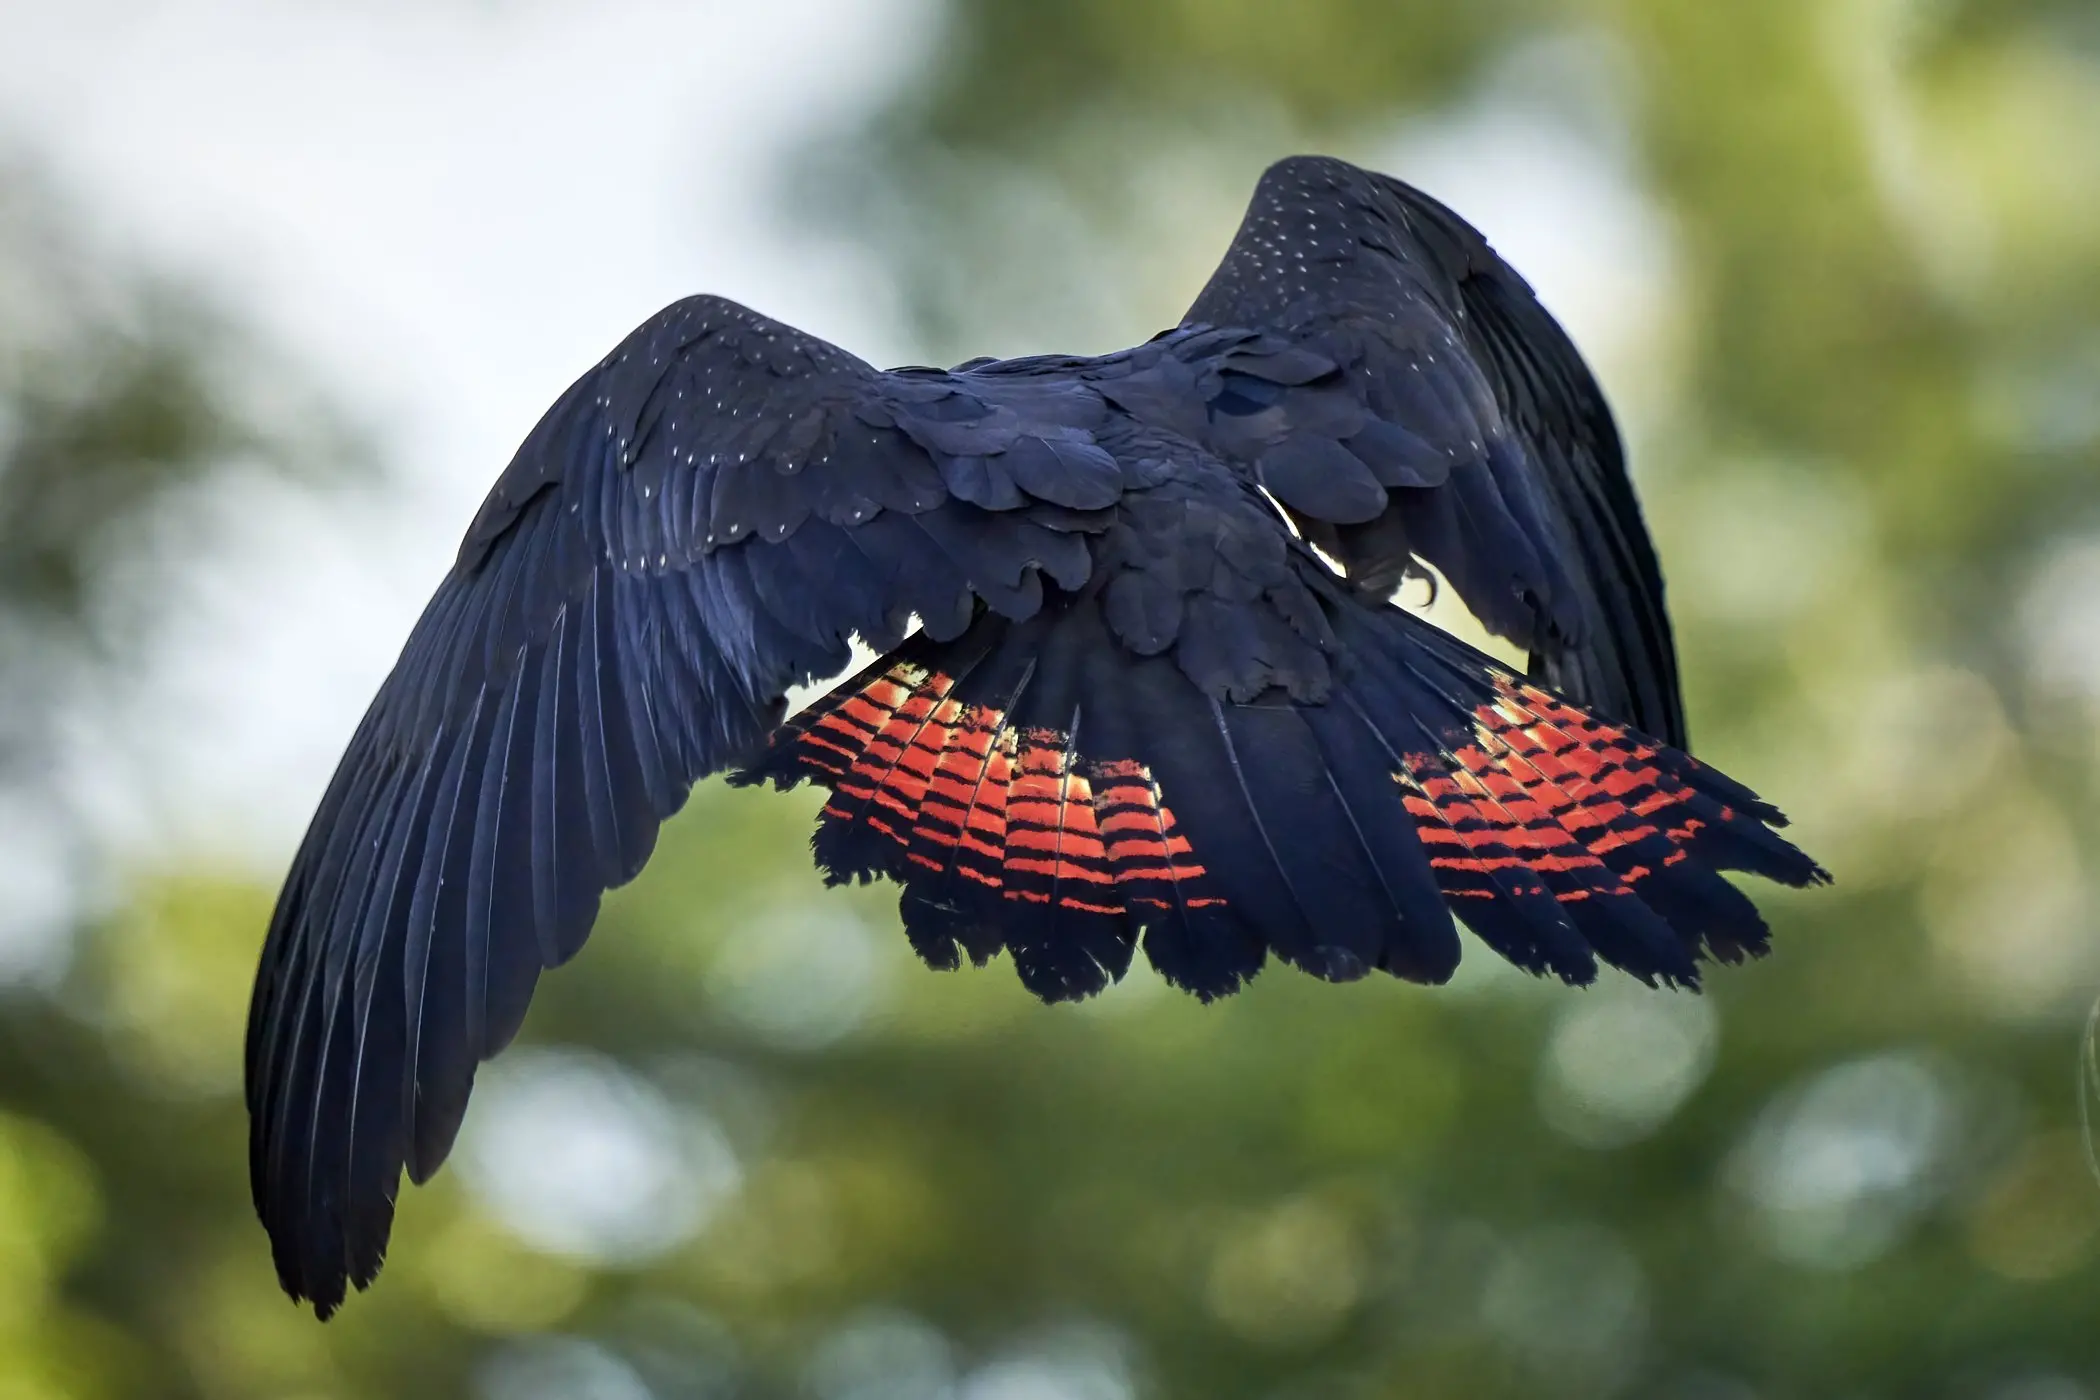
(246, 156, 1827, 1315)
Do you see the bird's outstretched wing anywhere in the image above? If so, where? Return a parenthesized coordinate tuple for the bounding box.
(246, 295, 1131, 1316)
(1182, 155, 1686, 748)
(251, 160, 1825, 1322)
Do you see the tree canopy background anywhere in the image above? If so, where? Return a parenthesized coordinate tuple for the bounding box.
(3, 2, 2099, 1396)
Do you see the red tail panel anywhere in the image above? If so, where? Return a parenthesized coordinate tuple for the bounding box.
(1400, 678, 1737, 905)
(775, 662, 1224, 917)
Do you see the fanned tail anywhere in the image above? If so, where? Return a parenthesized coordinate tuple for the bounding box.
(738, 568, 1826, 1001)
(1332, 606, 1827, 988)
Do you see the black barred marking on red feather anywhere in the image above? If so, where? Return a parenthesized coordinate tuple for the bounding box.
(772, 662, 1224, 917)
(1392, 673, 1828, 980)
(1397, 680, 1678, 902)
(1460, 682, 1701, 881)
(758, 578, 1828, 1002)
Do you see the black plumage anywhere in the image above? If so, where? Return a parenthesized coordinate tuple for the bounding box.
(247, 155, 1826, 1316)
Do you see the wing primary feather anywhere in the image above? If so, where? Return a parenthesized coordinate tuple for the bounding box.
(337, 719, 462, 1279)
(462, 659, 525, 1064)
(574, 575, 629, 886)
(398, 688, 491, 1182)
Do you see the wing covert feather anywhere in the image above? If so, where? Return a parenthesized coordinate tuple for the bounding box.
(1178, 155, 1686, 747)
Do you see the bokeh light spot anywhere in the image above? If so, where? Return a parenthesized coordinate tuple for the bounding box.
(1966, 1131, 2100, 1282)
(1728, 1053, 1953, 1269)
(0, 796, 75, 988)
(708, 902, 892, 1050)
(957, 1324, 1137, 1400)
(1537, 983, 1717, 1148)
(1205, 1196, 1365, 1349)
(806, 1308, 958, 1400)
(456, 1048, 740, 1265)
(477, 1335, 655, 1400)
(2020, 536, 2100, 703)
(1478, 1222, 1649, 1389)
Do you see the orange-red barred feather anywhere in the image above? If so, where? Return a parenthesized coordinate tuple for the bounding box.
(776, 663, 1224, 919)
(1395, 680, 1726, 901)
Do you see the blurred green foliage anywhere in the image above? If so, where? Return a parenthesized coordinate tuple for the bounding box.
(5, 1, 2100, 1396)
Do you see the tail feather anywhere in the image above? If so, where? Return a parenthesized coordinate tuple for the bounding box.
(741, 608, 1275, 1000)
(996, 701, 1138, 997)
(738, 573, 1826, 1003)
(989, 618, 1140, 996)
(1329, 642, 1605, 982)
(1389, 620, 1827, 972)
(1206, 697, 1394, 981)
(1397, 655, 1698, 984)
(1296, 701, 1461, 983)
(907, 670, 1032, 972)
(1075, 658, 1263, 997)
(1439, 700, 1700, 984)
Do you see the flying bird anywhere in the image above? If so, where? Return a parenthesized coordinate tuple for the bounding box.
(246, 155, 1827, 1316)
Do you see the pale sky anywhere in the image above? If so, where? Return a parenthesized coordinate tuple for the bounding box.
(0, 0, 932, 878)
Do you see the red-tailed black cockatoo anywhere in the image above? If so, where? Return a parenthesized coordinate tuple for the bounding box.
(247, 155, 1827, 1315)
